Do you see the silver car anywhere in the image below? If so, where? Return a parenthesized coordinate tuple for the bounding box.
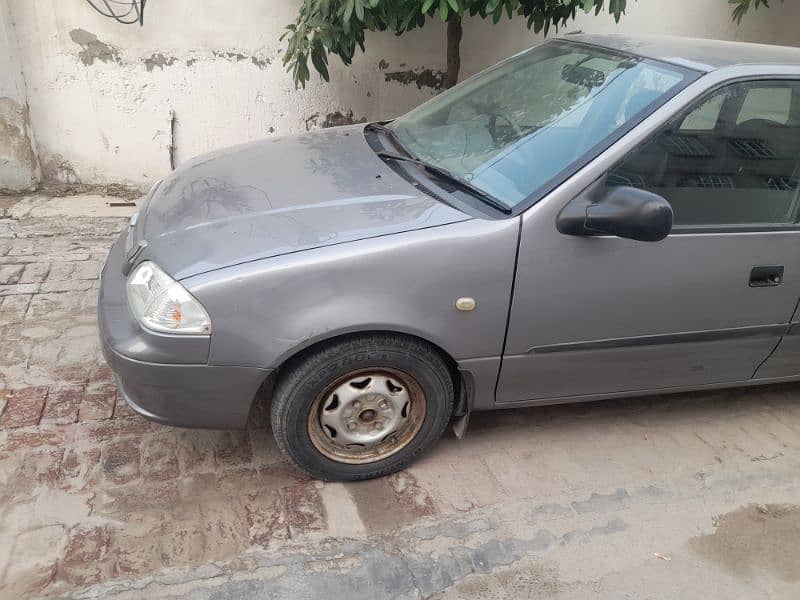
(99, 34, 800, 480)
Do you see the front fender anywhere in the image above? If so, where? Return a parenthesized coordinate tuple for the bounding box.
(185, 218, 519, 374)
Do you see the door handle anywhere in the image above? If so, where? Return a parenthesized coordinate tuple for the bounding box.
(749, 265, 784, 287)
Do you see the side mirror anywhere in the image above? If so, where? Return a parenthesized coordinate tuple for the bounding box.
(557, 185, 673, 242)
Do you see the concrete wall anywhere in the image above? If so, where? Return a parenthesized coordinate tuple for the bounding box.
(0, 1, 39, 192)
(3, 0, 799, 189)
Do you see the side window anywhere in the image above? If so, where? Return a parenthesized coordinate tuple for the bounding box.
(679, 93, 725, 132)
(738, 87, 792, 125)
(608, 80, 800, 228)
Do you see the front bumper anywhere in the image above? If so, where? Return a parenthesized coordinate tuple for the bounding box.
(98, 233, 270, 429)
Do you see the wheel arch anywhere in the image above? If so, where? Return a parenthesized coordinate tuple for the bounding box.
(262, 328, 472, 420)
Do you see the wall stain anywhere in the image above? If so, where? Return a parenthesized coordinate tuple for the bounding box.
(213, 50, 247, 61)
(41, 153, 80, 186)
(251, 55, 271, 69)
(0, 98, 39, 192)
(69, 29, 121, 66)
(144, 53, 177, 72)
(322, 110, 366, 128)
(38, 152, 142, 198)
(378, 59, 389, 70)
(183, 52, 270, 69)
(384, 68, 444, 91)
(68, 39, 270, 72)
(304, 113, 320, 131)
(690, 504, 800, 582)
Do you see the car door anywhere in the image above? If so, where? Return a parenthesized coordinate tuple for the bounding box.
(496, 77, 800, 404)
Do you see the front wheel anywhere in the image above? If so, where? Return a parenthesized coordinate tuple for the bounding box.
(270, 334, 454, 481)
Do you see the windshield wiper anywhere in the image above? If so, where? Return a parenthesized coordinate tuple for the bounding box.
(364, 121, 414, 157)
(377, 151, 512, 214)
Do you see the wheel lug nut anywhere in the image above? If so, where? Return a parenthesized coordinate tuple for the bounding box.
(346, 422, 357, 431)
(352, 401, 361, 410)
(374, 421, 383, 431)
(378, 400, 389, 410)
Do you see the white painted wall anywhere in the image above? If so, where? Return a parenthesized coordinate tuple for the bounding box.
(0, 1, 39, 191)
(5, 0, 800, 188)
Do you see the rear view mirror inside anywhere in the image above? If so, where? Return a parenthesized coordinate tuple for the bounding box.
(561, 64, 606, 89)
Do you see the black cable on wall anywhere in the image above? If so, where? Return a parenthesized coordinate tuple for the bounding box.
(84, 0, 146, 26)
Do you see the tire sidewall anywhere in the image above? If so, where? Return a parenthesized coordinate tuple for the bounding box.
(275, 342, 453, 480)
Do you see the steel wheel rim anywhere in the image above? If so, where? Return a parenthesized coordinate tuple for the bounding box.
(307, 368, 427, 464)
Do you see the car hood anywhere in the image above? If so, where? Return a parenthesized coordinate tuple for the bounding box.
(137, 125, 471, 280)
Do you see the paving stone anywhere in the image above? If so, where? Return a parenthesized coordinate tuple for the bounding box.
(244, 493, 288, 547)
(11, 447, 65, 495)
(0, 294, 31, 325)
(78, 383, 116, 421)
(100, 479, 181, 516)
(113, 395, 138, 419)
(39, 279, 95, 293)
(59, 447, 102, 489)
(40, 385, 82, 425)
(19, 262, 50, 284)
(0, 386, 48, 429)
(87, 363, 114, 386)
(0, 263, 24, 284)
(0, 254, 38, 264)
(175, 431, 219, 474)
(0, 220, 16, 238)
(71, 261, 103, 280)
(57, 525, 111, 587)
(141, 435, 180, 482)
(213, 431, 254, 467)
(102, 439, 141, 485)
(53, 365, 91, 384)
(0, 425, 75, 452)
(283, 481, 326, 536)
(3, 525, 64, 597)
(27, 291, 93, 321)
(46, 262, 76, 281)
(0, 282, 39, 296)
(78, 417, 151, 443)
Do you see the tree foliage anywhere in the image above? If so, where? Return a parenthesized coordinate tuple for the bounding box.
(282, 0, 628, 88)
(730, 0, 782, 23)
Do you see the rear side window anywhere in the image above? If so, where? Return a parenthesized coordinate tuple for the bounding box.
(608, 80, 800, 228)
(738, 87, 792, 125)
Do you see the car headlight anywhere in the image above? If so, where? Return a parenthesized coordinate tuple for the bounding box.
(126, 261, 211, 334)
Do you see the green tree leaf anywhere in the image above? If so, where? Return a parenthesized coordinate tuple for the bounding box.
(342, 0, 355, 22)
(282, 0, 635, 89)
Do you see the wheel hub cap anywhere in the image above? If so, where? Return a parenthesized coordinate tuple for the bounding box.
(308, 368, 427, 464)
(320, 374, 410, 446)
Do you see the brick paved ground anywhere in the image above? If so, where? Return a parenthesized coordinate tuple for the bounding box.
(0, 195, 322, 597)
(2, 194, 800, 599)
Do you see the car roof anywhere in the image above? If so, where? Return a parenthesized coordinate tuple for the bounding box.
(563, 33, 800, 73)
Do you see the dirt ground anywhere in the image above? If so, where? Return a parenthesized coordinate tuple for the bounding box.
(1, 194, 800, 599)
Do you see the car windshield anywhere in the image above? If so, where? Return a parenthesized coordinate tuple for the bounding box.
(389, 40, 694, 208)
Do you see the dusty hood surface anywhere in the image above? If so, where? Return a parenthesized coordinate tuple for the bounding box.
(136, 125, 470, 280)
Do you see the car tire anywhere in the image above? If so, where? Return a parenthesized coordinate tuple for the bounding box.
(270, 334, 455, 481)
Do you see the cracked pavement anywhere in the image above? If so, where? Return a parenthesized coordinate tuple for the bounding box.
(1, 194, 800, 598)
